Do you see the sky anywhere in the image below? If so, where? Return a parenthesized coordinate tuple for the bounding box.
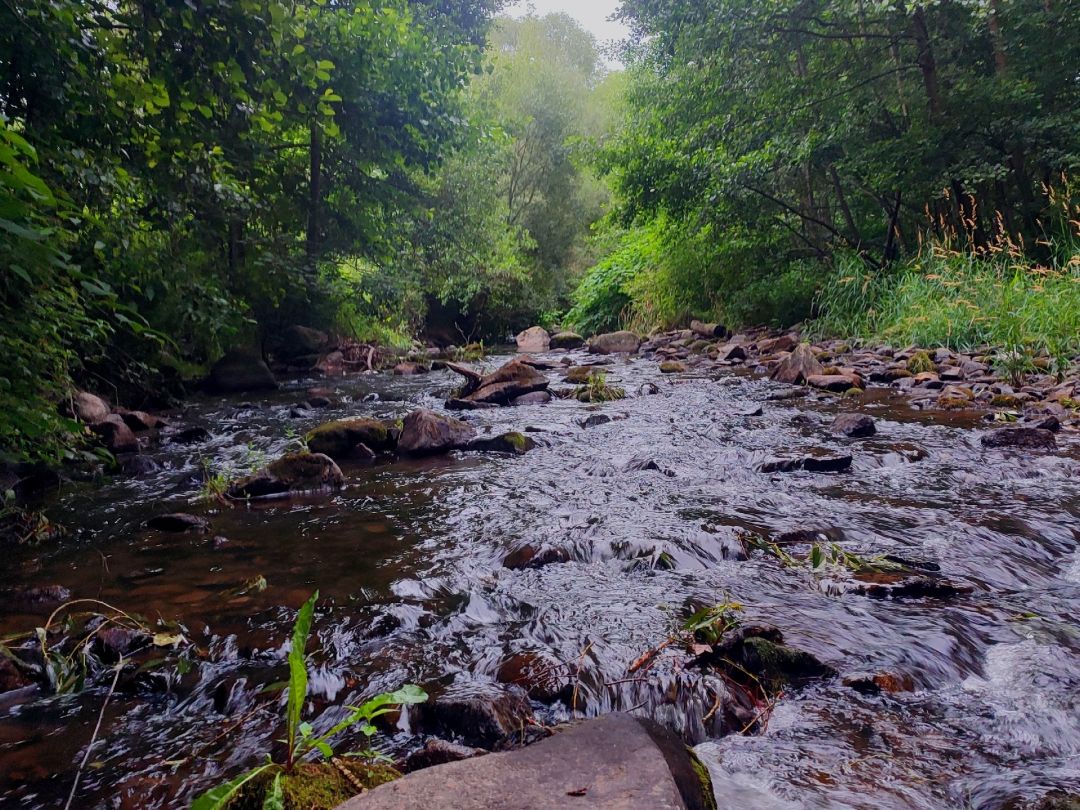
(507, 0, 630, 51)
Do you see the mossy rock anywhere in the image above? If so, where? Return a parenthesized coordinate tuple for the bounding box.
(306, 418, 397, 458)
(738, 636, 837, 694)
(660, 360, 687, 374)
(990, 393, 1024, 408)
(232, 761, 400, 810)
(466, 431, 537, 455)
(227, 452, 344, 499)
(907, 351, 935, 374)
(936, 395, 971, 410)
(563, 366, 593, 384)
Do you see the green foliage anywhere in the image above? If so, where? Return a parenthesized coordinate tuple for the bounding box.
(574, 371, 626, 403)
(683, 599, 744, 644)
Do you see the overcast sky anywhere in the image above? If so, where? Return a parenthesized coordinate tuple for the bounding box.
(507, 0, 630, 51)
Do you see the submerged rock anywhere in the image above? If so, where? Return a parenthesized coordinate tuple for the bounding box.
(496, 651, 573, 704)
(405, 738, 486, 771)
(146, 513, 209, 533)
(588, 330, 641, 355)
(227, 452, 344, 499)
(760, 453, 852, 473)
(306, 418, 399, 458)
(981, 427, 1056, 450)
(418, 683, 534, 750)
(503, 543, 572, 569)
(394, 361, 429, 376)
(397, 409, 476, 455)
(770, 343, 824, 385)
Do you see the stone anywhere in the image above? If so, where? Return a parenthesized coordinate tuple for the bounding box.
(397, 409, 476, 455)
(119, 410, 168, 432)
(831, 413, 876, 437)
(393, 362, 428, 375)
(587, 330, 642, 355)
(660, 361, 687, 374)
(93, 626, 151, 664)
(316, 350, 345, 377)
(715, 343, 747, 362)
(306, 418, 399, 458)
(0, 656, 33, 693)
(206, 349, 277, 393)
(496, 651, 572, 704)
(275, 325, 331, 359)
(419, 683, 534, 750)
(516, 326, 551, 353)
(405, 739, 486, 772)
(164, 426, 211, 445)
(760, 453, 853, 473)
(842, 671, 915, 695)
(757, 334, 797, 354)
(580, 414, 612, 429)
(227, 452, 344, 499)
(337, 713, 714, 810)
(549, 331, 584, 350)
(510, 391, 551, 406)
(71, 391, 110, 425)
(146, 513, 209, 533)
(91, 414, 139, 454)
(770, 343, 824, 385)
(464, 432, 537, 455)
(563, 366, 593, 384)
(1025, 415, 1061, 432)
(503, 544, 572, 569)
(980, 427, 1056, 450)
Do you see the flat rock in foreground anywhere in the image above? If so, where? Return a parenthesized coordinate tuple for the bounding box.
(336, 713, 712, 810)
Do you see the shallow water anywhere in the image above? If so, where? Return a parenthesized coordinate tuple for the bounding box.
(1, 350, 1078, 809)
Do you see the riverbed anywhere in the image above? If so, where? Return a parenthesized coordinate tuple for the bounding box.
(2, 349, 1078, 809)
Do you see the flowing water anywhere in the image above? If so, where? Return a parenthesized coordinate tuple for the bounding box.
(1, 350, 1078, 809)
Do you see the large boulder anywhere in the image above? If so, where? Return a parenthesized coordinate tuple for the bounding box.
(306, 418, 400, 458)
(588, 330, 641, 355)
(71, 391, 110, 425)
(549, 331, 584, 350)
(91, 414, 139, 454)
(515, 326, 550, 353)
(418, 683, 534, 750)
(831, 413, 876, 437)
(275, 325, 331, 360)
(337, 713, 715, 810)
(770, 343, 824, 385)
(206, 349, 277, 394)
(397, 409, 476, 455)
(227, 452, 344, 499)
(461, 359, 549, 406)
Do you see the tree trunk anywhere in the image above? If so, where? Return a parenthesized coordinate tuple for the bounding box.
(909, 4, 943, 119)
(988, 0, 1007, 76)
(306, 119, 322, 268)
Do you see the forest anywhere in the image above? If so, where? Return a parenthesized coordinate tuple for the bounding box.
(2, 2, 1080, 810)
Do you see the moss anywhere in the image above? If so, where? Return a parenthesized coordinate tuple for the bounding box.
(504, 432, 528, 451)
(936, 395, 971, 410)
(236, 762, 401, 810)
(844, 387, 864, 397)
(822, 365, 841, 375)
(990, 394, 1023, 408)
(564, 366, 592, 384)
(306, 418, 395, 457)
(907, 351, 935, 374)
(1060, 397, 1080, 410)
(660, 361, 686, 373)
(689, 751, 718, 810)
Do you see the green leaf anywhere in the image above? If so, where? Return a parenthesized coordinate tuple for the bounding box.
(261, 773, 284, 810)
(190, 765, 272, 810)
(286, 591, 318, 753)
(809, 545, 824, 569)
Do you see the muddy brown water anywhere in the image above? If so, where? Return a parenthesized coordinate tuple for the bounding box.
(1, 351, 1079, 809)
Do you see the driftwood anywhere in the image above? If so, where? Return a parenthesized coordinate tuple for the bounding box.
(444, 361, 483, 396)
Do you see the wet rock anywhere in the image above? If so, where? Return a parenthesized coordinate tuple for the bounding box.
(694, 625, 836, 694)
(461, 359, 549, 406)
(394, 361, 429, 375)
(831, 413, 876, 437)
(91, 415, 139, 454)
(660, 360, 687, 374)
(981, 427, 1056, 450)
(315, 350, 345, 376)
(510, 391, 551, 406)
(496, 651, 572, 703)
(4, 584, 72, 612)
(275, 325, 331, 359)
(580, 414, 612, 429)
(464, 432, 537, 455)
(767, 388, 808, 401)
(738, 404, 764, 417)
(0, 462, 61, 499)
(624, 457, 674, 476)
(849, 575, 973, 600)
(342, 714, 710, 810)
(119, 410, 168, 432)
(306, 418, 399, 458)
(842, 671, 915, 695)
(0, 656, 33, 693)
(419, 683, 534, 750)
(405, 738, 486, 771)
(758, 334, 797, 354)
(71, 391, 110, 425)
(206, 349, 277, 393)
(164, 426, 211, 445)
(563, 366, 593, 384)
(715, 343, 747, 362)
(227, 452, 344, 499)
(770, 343, 824, 385)
(398, 409, 476, 455)
(146, 513, 209, 534)
(120, 455, 159, 477)
(760, 453, 852, 473)
(587, 330, 642, 355)
(503, 543, 572, 569)
(549, 331, 584, 350)
(93, 626, 151, 664)
(1025, 415, 1061, 432)
(515, 326, 551, 353)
